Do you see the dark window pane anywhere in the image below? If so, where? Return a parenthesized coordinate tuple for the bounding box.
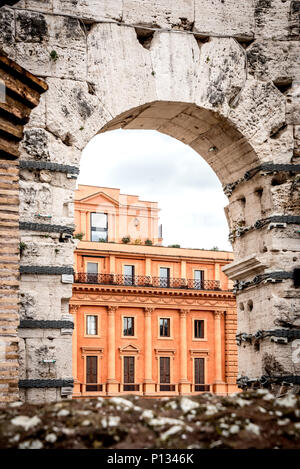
(194, 270, 204, 289)
(160, 318, 170, 337)
(123, 317, 134, 336)
(160, 267, 170, 287)
(194, 320, 204, 339)
(86, 356, 97, 384)
(160, 357, 170, 383)
(124, 356, 134, 383)
(195, 358, 205, 384)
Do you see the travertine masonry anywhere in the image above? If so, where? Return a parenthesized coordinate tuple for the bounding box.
(0, 0, 299, 401)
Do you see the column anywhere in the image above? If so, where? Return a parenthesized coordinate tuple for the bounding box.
(213, 310, 227, 395)
(106, 305, 119, 394)
(180, 261, 187, 285)
(179, 309, 190, 394)
(145, 258, 151, 277)
(109, 255, 115, 274)
(86, 212, 90, 240)
(143, 307, 155, 394)
(69, 304, 79, 395)
(214, 263, 221, 289)
(80, 211, 86, 239)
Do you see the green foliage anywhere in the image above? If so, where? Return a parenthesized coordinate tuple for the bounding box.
(122, 236, 131, 244)
(74, 232, 84, 240)
(168, 244, 181, 248)
(211, 246, 219, 251)
(145, 239, 153, 246)
(98, 238, 107, 243)
(49, 50, 59, 62)
(134, 239, 142, 245)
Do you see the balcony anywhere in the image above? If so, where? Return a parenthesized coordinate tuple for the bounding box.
(74, 273, 221, 291)
(79, 383, 104, 393)
(193, 384, 210, 392)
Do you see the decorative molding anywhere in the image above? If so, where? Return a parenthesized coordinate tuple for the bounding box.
(189, 349, 210, 357)
(19, 320, 74, 329)
(119, 344, 140, 355)
(233, 271, 294, 292)
(20, 265, 74, 275)
(19, 379, 74, 388)
(19, 160, 79, 175)
(81, 346, 103, 358)
(20, 222, 74, 234)
(72, 283, 234, 299)
(154, 348, 176, 356)
(214, 310, 225, 319)
(107, 305, 118, 314)
(69, 304, 80, 314)
(223, 163, 300, 196)
(144, 307, 155, 316)
(222, 255, 268, 281)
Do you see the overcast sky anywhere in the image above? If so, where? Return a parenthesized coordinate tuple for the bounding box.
(78, 129, 232, 251)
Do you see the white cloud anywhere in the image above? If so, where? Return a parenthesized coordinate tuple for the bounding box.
(79, 129, 232, 251)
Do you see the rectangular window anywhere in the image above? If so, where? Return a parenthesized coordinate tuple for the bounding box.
(87, 262, 98, 273)
(90, 212, 108, 242)
(194, 270, 204, 289)
(194, 319, 204, 339)
(124, 356, 134, 383)
(123, 317, 134, 336)
(160, 318, 170, 337)
(86, 356, 97, 391)
(87, 262, 98, 283)
(86, 315, 98, 335)
(194, 358, 205, 388)
(160, 357, 170, 383)
(160, 267, 170, 288)
(124, 265, 135, 286)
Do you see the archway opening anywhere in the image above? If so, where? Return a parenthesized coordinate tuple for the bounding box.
(70, 101, 257, 398)
(79, 128, 231, 251)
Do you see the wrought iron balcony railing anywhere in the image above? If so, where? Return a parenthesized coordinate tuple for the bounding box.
(74, 273, 221, 291)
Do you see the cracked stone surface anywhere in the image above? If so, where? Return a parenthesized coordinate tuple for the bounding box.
(0, 392, 300, 449)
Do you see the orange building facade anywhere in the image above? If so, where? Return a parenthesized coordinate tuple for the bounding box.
(70, 185, 238, 397)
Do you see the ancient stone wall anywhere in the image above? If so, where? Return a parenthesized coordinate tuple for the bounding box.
(0, 53, 47, 404)
(0, 1, 299, 401)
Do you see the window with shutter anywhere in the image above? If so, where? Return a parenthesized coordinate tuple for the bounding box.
(86, 356, 97, 391)
(194, 319, 204, 339)
(194, 270, 204, 289)
(124, 356, 134, 383)
(123, 317, 134, 336)
(194, 358, 205, 391)
(159, 357, 173, 391)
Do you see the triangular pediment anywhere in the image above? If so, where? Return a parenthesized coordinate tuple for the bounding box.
(119, 344, 140, 354)
(78, 191, 119, 207)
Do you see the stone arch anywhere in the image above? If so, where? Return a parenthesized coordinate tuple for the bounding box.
(1, 1, 298, 400)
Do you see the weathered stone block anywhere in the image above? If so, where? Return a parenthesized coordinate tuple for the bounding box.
(87, 23, 156, 118)
(123, 0, 194, 29)
(194, 0, 255, 39)
(53, 0, 123, 22)
(45, 78, 112, 150)
(14, 12, 87, 80)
